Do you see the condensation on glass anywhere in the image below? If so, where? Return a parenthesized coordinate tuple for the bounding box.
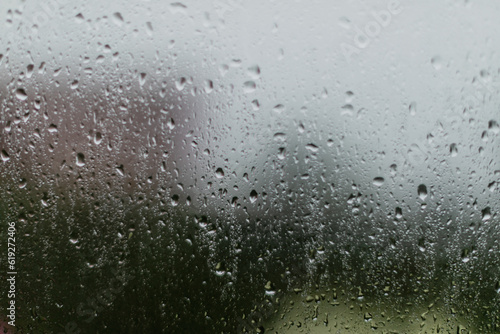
(0, 0, 499, 333)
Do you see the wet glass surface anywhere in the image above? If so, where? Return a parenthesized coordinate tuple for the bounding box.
(0, 1, 499, 333)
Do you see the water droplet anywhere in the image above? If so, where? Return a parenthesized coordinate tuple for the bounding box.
(26, 64, 34, 78)
(204, 80, 213, 94)
(251, 99, 260, 110)
(488, 120, 499, 134)
(264, 281, 275, 295)
(488, 181, 496, 192)
(345, 91, 354, 103)
(247, 65, 260, 79)
(94, 132, 102, 145)
(395, 207, 403, 219)
(418, 238, 426, 252)
(175, 77, 186, 91)
(249, 190, 258, 203)
(75, 13, 84, 23)
(373, 177, 384, 186)
(116, 165, 124, 176)
(167, 118, 175, 130)
(146, 21, 153, 36)
(418, 184, 428, 200)
(390, 164, 397, 175)
(215, 262, 225, 276)
(19, 178, 27, 189)
(243, 81, 256, 93)
(215, 168, 224, 178)
(219, 64, 229, 76)
(431, 55, 442, 70)
(482, 131, 489, 141)
(170, 2, 187, 14)
(71, 80, 79, 89)
(273, 132, 286, 142)
(278, 48, 284, 60)
(139, 73, 147, 86)
(171, 194, 179, 206)
(409, 102, 417, 116)
(76, 153, 85, 166)
(48, 124, 58, 133)
(482, 207, 491, 221)
(273, 104, 285, 113)
(298, 123, 305, 133)
(321, 87, 328, 99)
(450, 143, 458, 157)
(278, 147, 286, 160)
(16, 88, 27, 101)
(480, 69, 489, 78)
(112, 12, 124, 26)
(1, 150, 10, 162)
(341, 104, 354, 116)
(305, 143, 319, 152)
(461, 249, 470, 263)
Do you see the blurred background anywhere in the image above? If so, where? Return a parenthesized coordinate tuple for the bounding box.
(0, 0, 499, 332)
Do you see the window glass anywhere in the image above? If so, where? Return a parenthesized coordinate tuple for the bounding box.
(0, 1, 499, 332)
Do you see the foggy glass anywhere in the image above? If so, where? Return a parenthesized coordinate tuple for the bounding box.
(0, 0, 499, 333)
